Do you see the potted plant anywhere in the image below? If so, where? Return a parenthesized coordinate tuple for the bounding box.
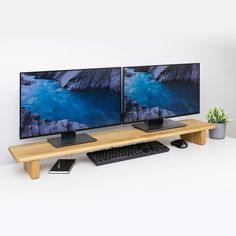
(206, 107, 232, 139)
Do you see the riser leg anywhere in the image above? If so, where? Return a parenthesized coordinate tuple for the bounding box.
(181, 130, 206, 145)
(24, 160, 40, 179)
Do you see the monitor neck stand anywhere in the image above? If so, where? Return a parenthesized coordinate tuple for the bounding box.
(48, 131, 97, 148)
(132, 118, 186, 132)
(146, 118, 164, 126)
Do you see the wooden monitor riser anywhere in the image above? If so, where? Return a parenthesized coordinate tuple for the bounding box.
(9, 119, 215, 180)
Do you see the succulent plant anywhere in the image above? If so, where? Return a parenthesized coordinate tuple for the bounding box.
(206, 107, 232, 123)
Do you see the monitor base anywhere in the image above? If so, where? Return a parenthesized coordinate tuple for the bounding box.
(48, 132, 97, 148)
(132, 118, 186, 132)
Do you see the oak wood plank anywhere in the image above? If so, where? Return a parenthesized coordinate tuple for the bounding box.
(9, 119, 215, 163)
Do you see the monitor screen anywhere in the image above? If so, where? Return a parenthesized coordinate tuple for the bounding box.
(20, 67, 121, 139)
(123, 63, 200, 124)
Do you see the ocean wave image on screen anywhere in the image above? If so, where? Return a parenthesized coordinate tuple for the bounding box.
(123, 64, 200, 123)
(20, 68, 121, 138)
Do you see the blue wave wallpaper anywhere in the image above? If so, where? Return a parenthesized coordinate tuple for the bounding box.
(123, 64, 200, 123)
(20, 68, 121, 138)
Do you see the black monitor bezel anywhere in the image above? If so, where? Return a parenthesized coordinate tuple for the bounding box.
(20, 66, 122, 140)
(122, 63, 200, 125)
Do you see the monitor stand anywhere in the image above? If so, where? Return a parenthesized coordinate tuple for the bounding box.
(132, 118, 186, 132)
(48, 131, 97, 148)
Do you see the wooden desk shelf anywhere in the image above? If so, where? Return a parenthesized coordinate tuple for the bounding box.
(9, 119, 215, 180)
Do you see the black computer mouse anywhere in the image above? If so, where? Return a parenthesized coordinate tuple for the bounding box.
(171, 139, 188, 149)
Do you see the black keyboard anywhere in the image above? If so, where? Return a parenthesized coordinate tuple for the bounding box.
(87, 141, 169, 166)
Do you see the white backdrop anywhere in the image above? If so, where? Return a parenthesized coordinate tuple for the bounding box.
(0, 0, 236, 165)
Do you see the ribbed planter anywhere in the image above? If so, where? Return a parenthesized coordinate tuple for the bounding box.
(209, 123, 226, 139)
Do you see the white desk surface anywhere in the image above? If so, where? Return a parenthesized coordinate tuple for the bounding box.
(1, 137, 236, 236)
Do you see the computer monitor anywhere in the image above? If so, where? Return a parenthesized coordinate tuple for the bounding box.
(123, 63, 200, 132)
(20, 67, 121, 147)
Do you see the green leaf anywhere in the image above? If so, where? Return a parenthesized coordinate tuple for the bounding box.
(206, 106, 232, 123)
